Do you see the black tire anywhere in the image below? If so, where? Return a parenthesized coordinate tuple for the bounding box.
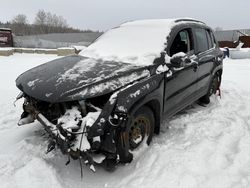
(117, 106, 155, 163)
(128, 106, 155, 150)
(199, 73, 220, 104)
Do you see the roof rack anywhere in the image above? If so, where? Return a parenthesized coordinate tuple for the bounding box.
(174, 18, 205, 25)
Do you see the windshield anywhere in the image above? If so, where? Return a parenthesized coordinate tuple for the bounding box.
(80, 19, 175, 66)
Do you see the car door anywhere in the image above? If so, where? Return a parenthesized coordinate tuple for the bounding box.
(193, 28, 216, 94)
(164, 28, 198, 117)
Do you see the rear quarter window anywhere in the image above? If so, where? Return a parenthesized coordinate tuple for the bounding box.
(206, 30, 213, 49)
(210, 31, 217, 47)
(194, 28, 209, 54)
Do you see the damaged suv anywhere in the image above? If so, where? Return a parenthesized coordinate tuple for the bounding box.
(16, 18, 223, 171)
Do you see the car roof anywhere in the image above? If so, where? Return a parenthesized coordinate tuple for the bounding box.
(120, 18, 206, 28)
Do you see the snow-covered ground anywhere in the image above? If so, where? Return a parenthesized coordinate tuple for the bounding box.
(1, 54, 250, 188)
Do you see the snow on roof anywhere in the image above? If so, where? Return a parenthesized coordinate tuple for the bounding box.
(120, 18, 176, 27)
(80, 18, 203, 66)
(0, 28, 11, 31)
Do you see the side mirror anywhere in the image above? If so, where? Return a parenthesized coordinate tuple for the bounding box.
(170, 52, 187, 68)
(170, 56, 182, 68)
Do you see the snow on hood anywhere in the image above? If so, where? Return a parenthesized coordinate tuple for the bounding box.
(16, 55, 150, 102)
(80, 19, 177, 66)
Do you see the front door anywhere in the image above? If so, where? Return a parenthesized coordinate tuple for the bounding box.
(164, 28, 198, 117)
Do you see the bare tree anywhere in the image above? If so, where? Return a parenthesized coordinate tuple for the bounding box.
(34, 10, 47, 33)
(1, 11, 94, 35)
(11, 14, 29, 35)
(34, 10, 46, 25)
(57, 16, 68, 28)
(45, 12, 67, 27)
(12, 14, 28, 24)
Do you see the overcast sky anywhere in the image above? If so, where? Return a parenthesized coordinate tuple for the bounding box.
(1, 0, 250, 31)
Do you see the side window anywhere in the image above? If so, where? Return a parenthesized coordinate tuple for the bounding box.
(194, 28, 209, 54)
(210, 31, 217, 47)
(170, 29, 194, 56)
(206, 30, 213, 49)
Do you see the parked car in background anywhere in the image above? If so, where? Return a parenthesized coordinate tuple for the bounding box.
(15, 18, 223, 171)
(0, 28, 13, 47)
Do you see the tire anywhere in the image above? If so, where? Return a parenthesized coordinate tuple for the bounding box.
(117, 106, 155, 163)
(199, 73, 220, 104)
(128, 106, 155, 150)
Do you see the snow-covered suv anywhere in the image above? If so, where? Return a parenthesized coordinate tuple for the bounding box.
(16, 18, 223, 171)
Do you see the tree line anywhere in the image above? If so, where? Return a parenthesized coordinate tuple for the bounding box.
(0, 10, 99, 36)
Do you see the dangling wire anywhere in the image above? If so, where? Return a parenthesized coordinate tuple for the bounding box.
(79, 123, 86, 180)
(79, 156, 83, 180)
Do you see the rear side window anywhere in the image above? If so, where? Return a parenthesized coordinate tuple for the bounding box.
(209, 31, 217, 47)
(194, 28, 209, 54)
(206, 30, 213, 49)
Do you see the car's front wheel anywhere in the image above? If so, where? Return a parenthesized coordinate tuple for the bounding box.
(129, 106, 155, 150)
(118, 106, 155, 164)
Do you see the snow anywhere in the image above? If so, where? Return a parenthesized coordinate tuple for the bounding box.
(0, 47, 13, 51)
(18, 114, 34, 126)
(229, 48, 250, 59)
(55, 57, 150, 98)
(27, 78, 40, 87)
(71, 69, 150, 98)
(80, 19, 177, 66)
(83, 111, 101, 128)
(72, 46, 87, 51)
(56, 58, 99, 84)
(1, 54, 250, 187)
(71, 111, 101, 151)
(171, 52, 187, 58)
(133, 135, 143, 144)
(58, 107, 82, 131)
(156, 64, 169, 74)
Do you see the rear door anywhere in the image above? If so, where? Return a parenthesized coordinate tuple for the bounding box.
(164, 28, 198, 117)
(193, 28, 216, 94)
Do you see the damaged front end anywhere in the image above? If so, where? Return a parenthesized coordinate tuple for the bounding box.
(17, 92, 127, 172)
(14, 55, 154, 171)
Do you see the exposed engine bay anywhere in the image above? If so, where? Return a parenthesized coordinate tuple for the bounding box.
(17, 92, 125, 172)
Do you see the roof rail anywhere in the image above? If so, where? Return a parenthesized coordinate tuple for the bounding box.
(174, 18, 205, 25)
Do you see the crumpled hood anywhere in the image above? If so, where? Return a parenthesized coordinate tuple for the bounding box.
(16, 55, 150, 102)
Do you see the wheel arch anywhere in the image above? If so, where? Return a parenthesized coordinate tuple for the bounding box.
(127, 97, 162, 135)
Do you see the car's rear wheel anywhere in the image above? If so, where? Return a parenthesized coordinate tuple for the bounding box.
(199, 73, 221, 104)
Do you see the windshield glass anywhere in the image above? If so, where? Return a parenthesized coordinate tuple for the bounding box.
(80, 19, 175, 66)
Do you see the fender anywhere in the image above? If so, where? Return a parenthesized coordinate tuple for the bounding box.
(86, 73, 164, 138)
(212, 64, 223, 76)
(115, 73, 165, 132)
